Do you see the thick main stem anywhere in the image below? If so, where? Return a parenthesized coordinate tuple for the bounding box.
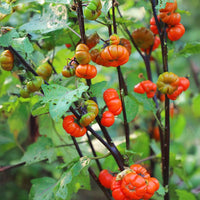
(164, 96, 170, 200)
(112, 1, 130, 150)
(117, 67, 130, 149)
(150, 1, 170, 199)
(76, 0, 86, 43)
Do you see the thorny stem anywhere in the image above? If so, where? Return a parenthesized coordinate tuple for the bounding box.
(71, 136, 112, 200)
(8, 46, 49, 85)
(150, 1, 170, 199)
(112, 1, 130, 150)
(8, 46, 38, 76)
(107, 11, 112, 35)
(75, 0, 125, 171)
(76, 0, 86, 43)
(117, 67, 130, 150)
(112, 0, 117, 34)
(164, 96, 170, 200)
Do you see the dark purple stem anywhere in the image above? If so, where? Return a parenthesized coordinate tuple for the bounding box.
(112, 1, 130, 150)
(150, 1, 170, 199)
(86, 132, 102, 171)
(8, 46, 49, 85)
(70, 106, 124, 171)
(76, 0, 86, 43)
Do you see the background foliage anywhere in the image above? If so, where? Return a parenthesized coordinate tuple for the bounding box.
(0, 0, 200, 200)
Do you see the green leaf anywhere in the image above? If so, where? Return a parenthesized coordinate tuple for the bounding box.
(130, 132, 150, 162)
(89, 81, 107, 97)
(178, 42, 200, 58)
(21, 137, 57, 165)
(171, 114, 186, 139)
(118, 95, 139, 123)
(8, 102, 30, 137)
(19, 4, 68, 34)
(132, 92, 156, 113)
(12, 37, 34, 57)
(101, 0, 112, 15)
(41, 83, 89, 121)
(29, 177, 57, 200)
(150, 140, 161, 155)
(174, 167, 191, 188)
(157, 183, 165, 196)
(192, 94, 200, 117)
(31, 100, 49, 116)
(55, 157, 91, 200)
(0, 29, 19, 47)
(0, 2, 12, 15)
(176, 189, 197, 200)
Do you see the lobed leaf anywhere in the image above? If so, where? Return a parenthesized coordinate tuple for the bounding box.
(21, 137, 57, 165)
(41, 84, 88, 121)
(178, 42, 200, 58)
(29, 177, 57, 200)
(20, 4, 68, 34)
(0, 29, 19, 47)
(176, 189, 197, 200)
(118, 95, 139, 123)
(54, 157, 91, 200)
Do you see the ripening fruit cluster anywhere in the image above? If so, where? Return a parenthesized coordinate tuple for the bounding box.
(150, 0, 185, 41)
(0, 49, 53, 98)
(134, 72, 190, 100)
(157, 72, 190, 100)
(91, 34, 130, 67)
(62, 115, 87, 137)
(98, 164, 160, 200)
(20, 63, 52, 98)
(62, 33, 101, 79)
(101, 88, 122, 127)
(62, 33, 131, 80)
(134, 80, 157, 98)
(62, 100, 98, 137)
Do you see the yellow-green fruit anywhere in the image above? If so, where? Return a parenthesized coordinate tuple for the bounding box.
(157, 72, 179, 94)
(36, 63, 52, 81)
(27, 76, 44, 93)
(20, 87, 30, 98)
(0, 50, 14, 71)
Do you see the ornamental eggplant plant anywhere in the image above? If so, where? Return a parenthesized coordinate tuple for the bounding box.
(0, 1, 198, 200)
